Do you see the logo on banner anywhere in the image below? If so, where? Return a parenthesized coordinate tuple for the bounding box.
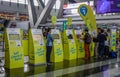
(36, 48, 44, 56)
(11, 51, 22, 61)
(79, 41, 84, 52)
(79, 46, 84, 52)
(71, 47, 75, 54)
(80, 6, 88, 16)
(56, 48, 62, 56)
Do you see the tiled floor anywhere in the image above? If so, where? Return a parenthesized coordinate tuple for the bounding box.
(0, 56, 120, 77)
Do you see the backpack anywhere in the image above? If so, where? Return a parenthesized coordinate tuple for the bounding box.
(85, 33, 92, 44)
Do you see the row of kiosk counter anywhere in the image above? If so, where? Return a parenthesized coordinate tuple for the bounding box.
(4, 28, 95, 69)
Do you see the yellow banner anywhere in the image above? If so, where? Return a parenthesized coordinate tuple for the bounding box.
(111, 28, 116, 51)
(78, 4, 97, 36)
(67, 17, 72, 26)
(51, 16, 57, 25)
(5, 28, 24, 69)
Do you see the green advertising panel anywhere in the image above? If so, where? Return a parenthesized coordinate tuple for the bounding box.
(5, 28, 24, 69)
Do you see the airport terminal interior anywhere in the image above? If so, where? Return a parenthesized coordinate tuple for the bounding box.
(0, 0, 119, 77)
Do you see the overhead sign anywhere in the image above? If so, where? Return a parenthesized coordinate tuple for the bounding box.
(63, 1, 94, 17)
(62, 21, 67, 32)
(63, 2, 88, 9)
(51, 16, 57, 25)
(67, 17, 72, 26)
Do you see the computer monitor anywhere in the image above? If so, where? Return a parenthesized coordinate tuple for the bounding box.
(52, 34, 60, 39)
(9, 34, 20, 40)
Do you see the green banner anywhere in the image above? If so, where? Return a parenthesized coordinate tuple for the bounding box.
(62, 21, 67, 32)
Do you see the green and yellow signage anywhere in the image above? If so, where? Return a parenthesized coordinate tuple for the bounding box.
(29, 29, 46, 65)
(67, 17, 72, 26)
(51, 16, 57, 25)
(4, 28, 24, 69)
(78, 4, 97, 36)
(63, 30, 77, 60)
(111, 26, 117, 51)
(51, 29, 63, 62)
(62, 21, 67, 32)
(74, 29, 85, 58)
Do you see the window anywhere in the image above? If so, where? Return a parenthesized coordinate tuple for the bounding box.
(42, 0, 49, 5)
(53, 0, 60, 9)
(11, 0, 17, 3)
(19, 0, 25, 4)
(2, 0, 10, 2)
(34, 0, 38, 6)
(2, 0, 39, 6)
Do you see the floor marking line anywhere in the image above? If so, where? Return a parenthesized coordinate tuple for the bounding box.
(28, 58, 120, 77)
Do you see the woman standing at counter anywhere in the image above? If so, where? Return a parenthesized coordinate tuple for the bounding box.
(46, 28, 54, 65)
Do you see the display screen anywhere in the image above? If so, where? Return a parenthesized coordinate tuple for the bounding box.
(52, 34, 59, 39)
(68, 34, 73, 39)
(33, 34, 41, 41)
(9, 34, 20, 40)
(97, 0, 120, 14)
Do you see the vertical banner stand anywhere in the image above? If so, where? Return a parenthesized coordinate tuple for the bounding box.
(4, 28, 24, 69)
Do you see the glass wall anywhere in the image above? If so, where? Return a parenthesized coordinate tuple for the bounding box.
(51, 0, 61, 16)
(42, 0, 60, 9)
(1, 0, 61, 10)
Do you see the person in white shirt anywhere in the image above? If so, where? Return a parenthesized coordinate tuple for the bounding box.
(104, 31, 110, 58)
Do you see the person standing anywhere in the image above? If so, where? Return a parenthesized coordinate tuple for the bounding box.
(97, 29, 107, 59)
(104, 31, 109, 58)
(93, 28, 101, 59)
(84, 29, 92, 60)
(46, 28, 54, 65)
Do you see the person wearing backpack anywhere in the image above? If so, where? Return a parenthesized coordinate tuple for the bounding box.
(84, 29, 92, 60)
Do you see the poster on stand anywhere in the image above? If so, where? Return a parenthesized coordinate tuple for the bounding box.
(111, 26, 116, 52)
(78, 4, 97, 36)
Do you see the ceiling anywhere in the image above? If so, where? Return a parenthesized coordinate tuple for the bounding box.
(69, 0, 94, 3)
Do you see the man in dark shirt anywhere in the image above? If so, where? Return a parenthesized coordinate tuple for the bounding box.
(97, 29, 107, 58)
(93, 28, 101, 59)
